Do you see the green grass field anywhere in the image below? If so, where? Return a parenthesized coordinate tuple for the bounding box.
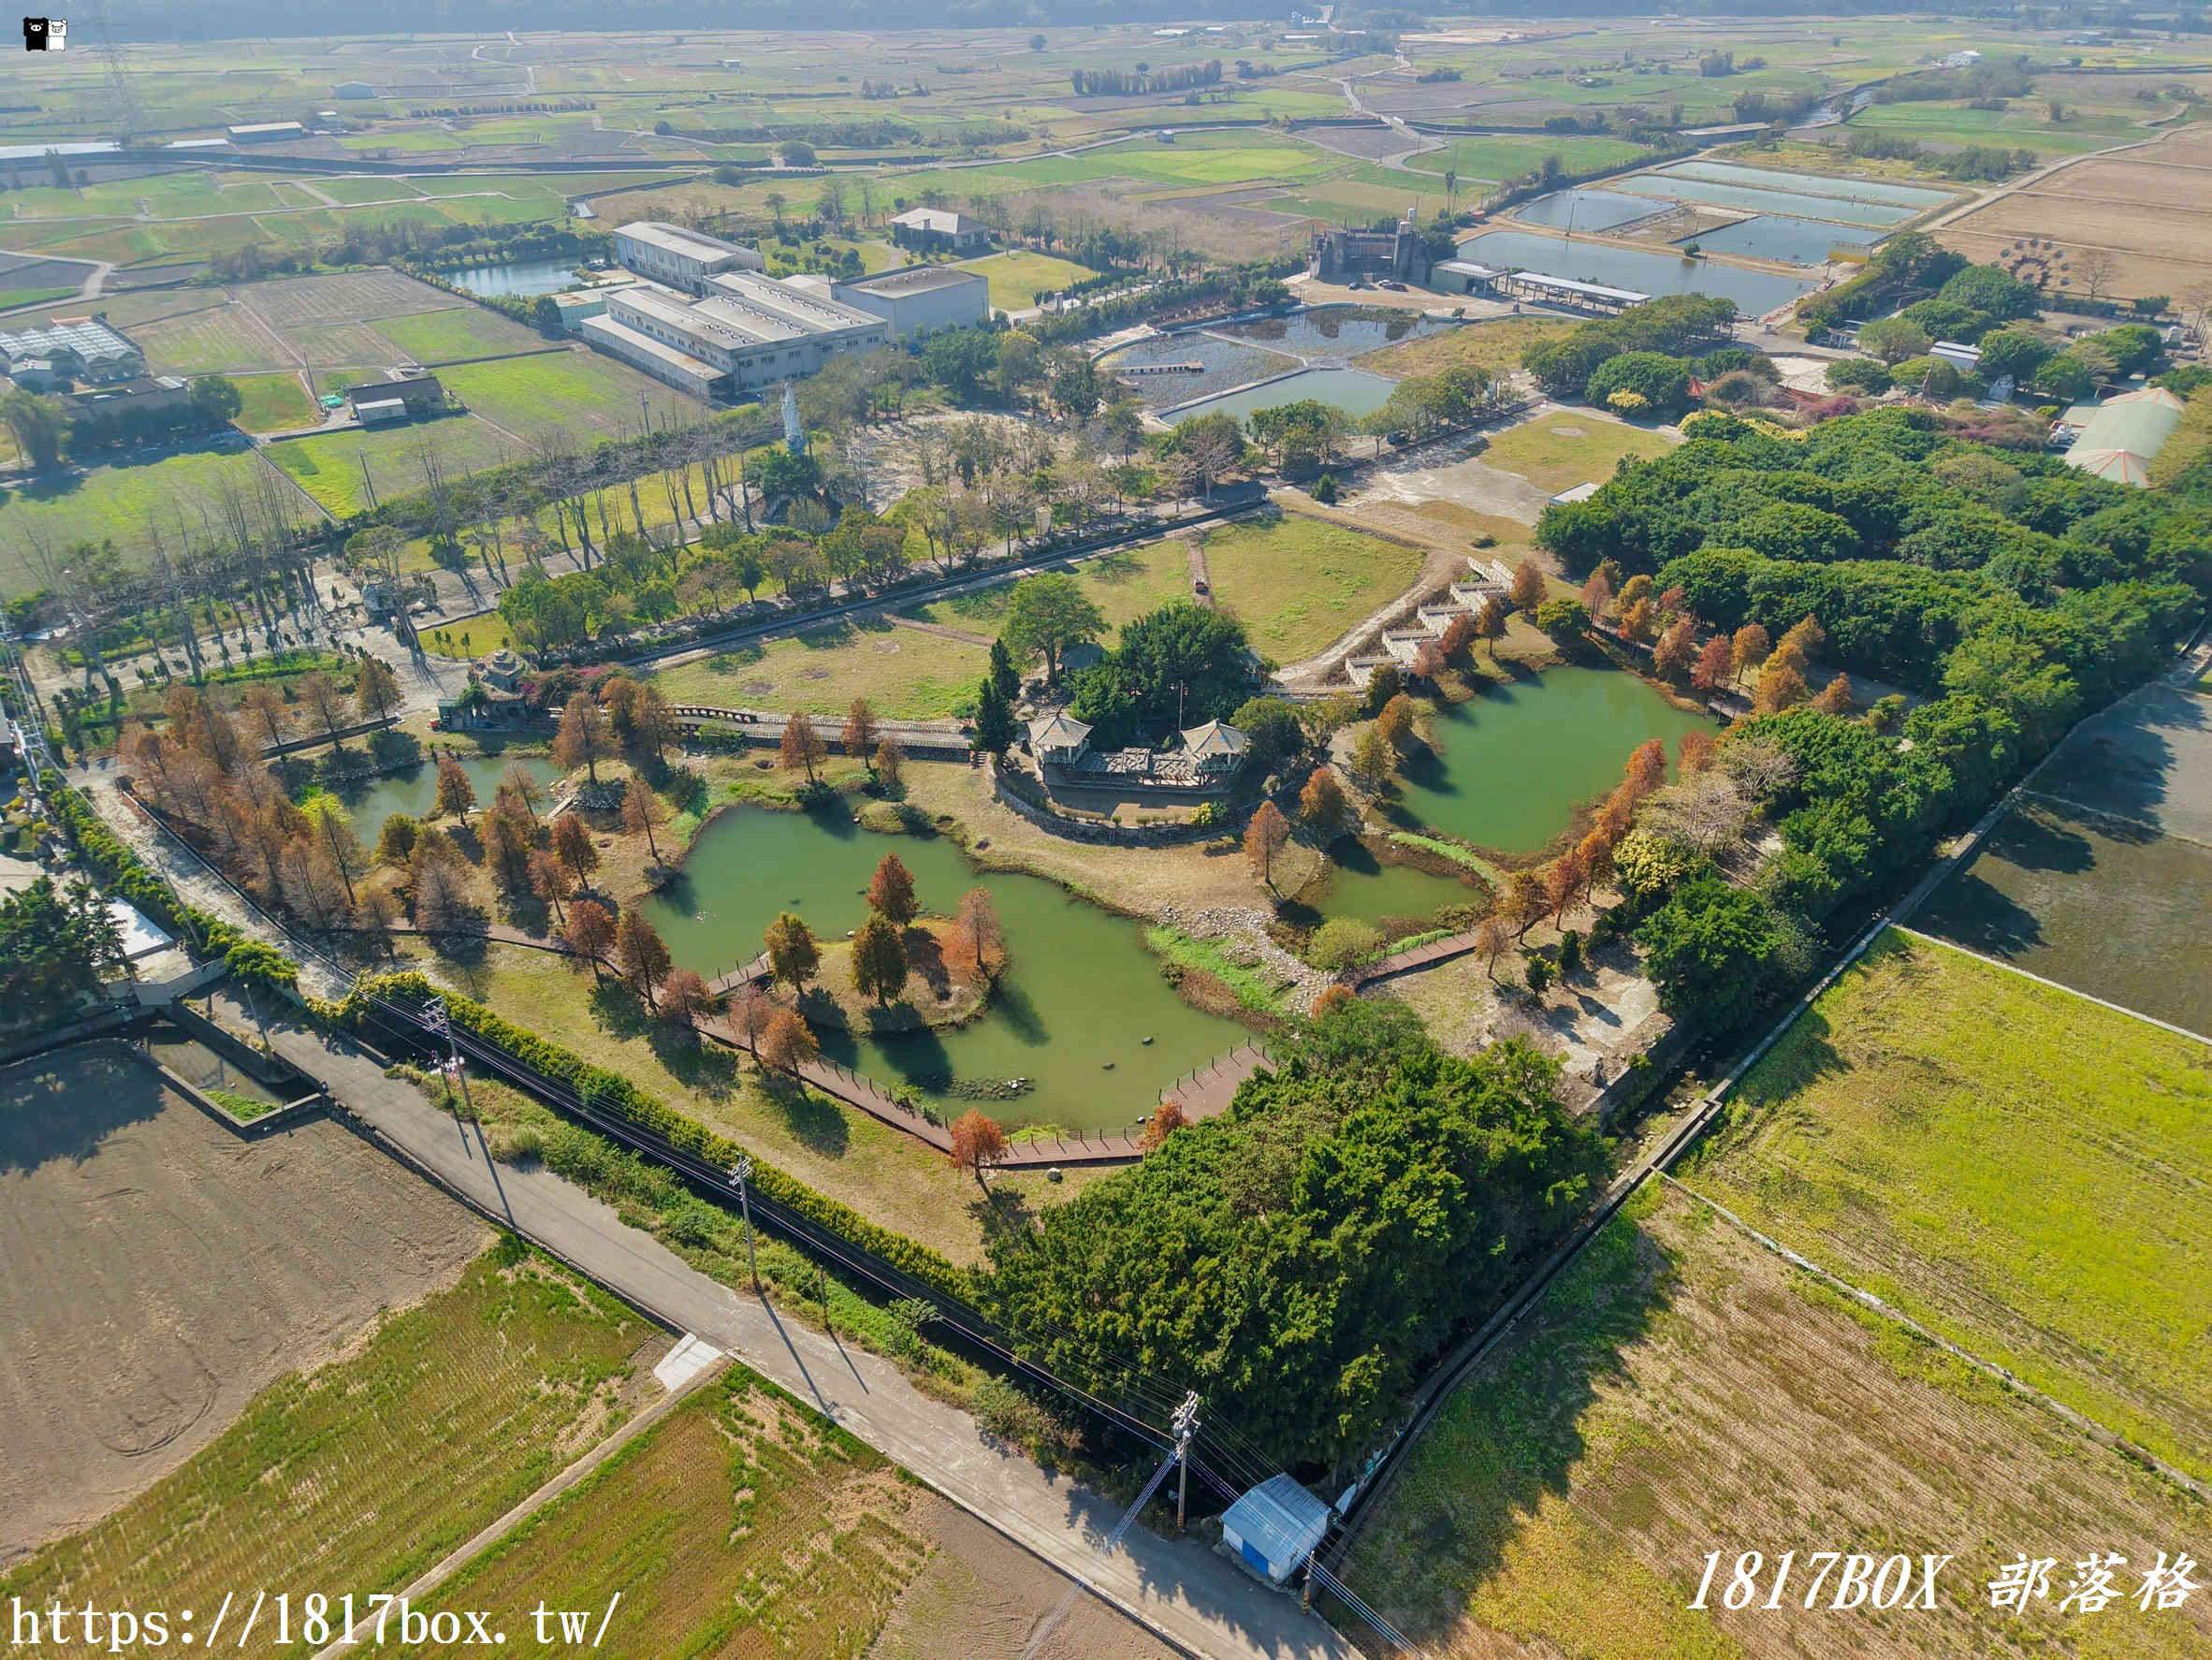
(267, 416, 518, 516)
(230, 372, 320, 433)
(896, 541, 1191, 643)
(0, 1247, 653, 1624)
(396, 1368, 930, 1656)
(1682, 928, 2212, 1481)
(440, 351, 700, 437)
(423, 611, 520, 659)
(652, 615, 987, 721)
(1352, 1183, 2212, 1658)
(1201, 513, 1425, 663)
(375, 305, 563, 365)
(0, 446, 299, 584)
(1850, 98, 2150, 156)
(1478, 415, 1680, 496)
(953, 250, 1100, 313)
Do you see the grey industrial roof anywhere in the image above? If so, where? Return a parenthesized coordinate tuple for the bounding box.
(579, 314, 724, 381)
(846, 265, 987, 296)
(615, 220, 755, 264)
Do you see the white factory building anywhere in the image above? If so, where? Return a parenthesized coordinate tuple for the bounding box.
(788, 264, 988, 340)
(608, 221, 765, 295)
(580, 228, 989, 401)
(582, 273, 888, 400)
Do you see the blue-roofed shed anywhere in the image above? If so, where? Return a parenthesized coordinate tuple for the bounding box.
(1218, 1475, 1331, 1585)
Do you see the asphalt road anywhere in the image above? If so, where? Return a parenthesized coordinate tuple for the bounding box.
(217, 987, 1358, 1660)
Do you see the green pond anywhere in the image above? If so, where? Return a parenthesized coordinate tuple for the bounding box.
(318, 750, 561, 842)
(1394, 665, 1715, 855)
(1305, 837, 1478, 927)
(639, 803, 1247, 1134)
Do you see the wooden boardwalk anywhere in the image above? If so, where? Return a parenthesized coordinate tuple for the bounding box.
(1348, 927, 1486, 986)
(1157, 1040, 1271, 1116)
(705, 954, 772, 997)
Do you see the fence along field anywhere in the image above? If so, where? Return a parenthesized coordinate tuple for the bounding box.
(1348, 1183, 2212, 1657)
(1679, 928, 2212, 1482)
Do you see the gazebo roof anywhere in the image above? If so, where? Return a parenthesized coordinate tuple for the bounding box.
(1028, 712, 1093, 750)
(1180, 719, 1249, 761)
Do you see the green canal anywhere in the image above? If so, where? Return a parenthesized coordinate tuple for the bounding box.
(638, 802, 1246, 1134)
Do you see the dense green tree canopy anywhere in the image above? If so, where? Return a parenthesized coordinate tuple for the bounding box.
(0, 877, 125, 1032)
(1067, 602, 1252, 746)
(983, 1000, 1604, 1467)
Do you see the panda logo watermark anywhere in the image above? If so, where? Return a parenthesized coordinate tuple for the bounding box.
(22, 16, 65, 49)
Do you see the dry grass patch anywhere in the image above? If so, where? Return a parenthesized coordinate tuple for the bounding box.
(1477, 414, 1679, 497)
(1682, 928, 2212, 1480)
(1359, 313, 1579, 378)
(1350, 1183, 2212, 1657)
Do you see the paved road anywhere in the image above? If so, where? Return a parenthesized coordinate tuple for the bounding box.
(213, 987, 1356, 1660)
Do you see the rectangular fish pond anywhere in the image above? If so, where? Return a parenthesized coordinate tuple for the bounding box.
(1455, 229, 1818, 317)
(1684, 214, 1876, 267)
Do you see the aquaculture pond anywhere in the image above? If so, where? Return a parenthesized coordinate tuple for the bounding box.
(1099, 330, 1299, 408)
(1162, 366, 1400, 428)
(1395, 666, 1715, 855)
(315, 751, 561, 844)
(1213, 306, 1457, 360)
(1510, 188, 1664, 233)
(443, 258, 582, 298)
(1455, 230, 1818, 317)
(1661, 160, 1954, 210)
(1684, 213, 1873, 267)
(639, 803, 1247, 1134)
(1613, 172, 1918, 229)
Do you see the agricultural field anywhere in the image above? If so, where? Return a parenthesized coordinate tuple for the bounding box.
(439, 348, 702, 438)
(1914, 679, 2212, 1037)
(1848, 98, 2150, 157)
(0, 1043, 488, 1559)
(651, 615, 988, 721)
(1934, 124, 2212, 303)
(1681, 928, 2212, 1481)
(955, 250, 1099, 313)
(229, 371, 321, 433)
(1350, 1182, 2212, 1657)
(1200, 512, 1426, 664)
(1403, 134, 1655, 186)
(392, 1363, 1172, 1660)
(898, 541, 1193, 645)
(3, 1242, 663, 1622)
(1477, 413, 1680, 498)
(373, 304, 565, 365)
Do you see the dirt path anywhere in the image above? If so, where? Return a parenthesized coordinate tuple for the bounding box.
(1182, 532, 1213, 607)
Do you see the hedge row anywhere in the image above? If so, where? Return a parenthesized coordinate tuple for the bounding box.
(340, 971, 975, 1306)
(48, 772, 313, 993)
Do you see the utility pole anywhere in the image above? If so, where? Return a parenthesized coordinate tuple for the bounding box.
(729, 1156, 761, 1293)
(422, 996, 473, 1117)
(1171, 1391, 1201, 1530)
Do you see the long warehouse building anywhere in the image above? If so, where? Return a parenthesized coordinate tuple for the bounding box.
(582, 225, 989, 400)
